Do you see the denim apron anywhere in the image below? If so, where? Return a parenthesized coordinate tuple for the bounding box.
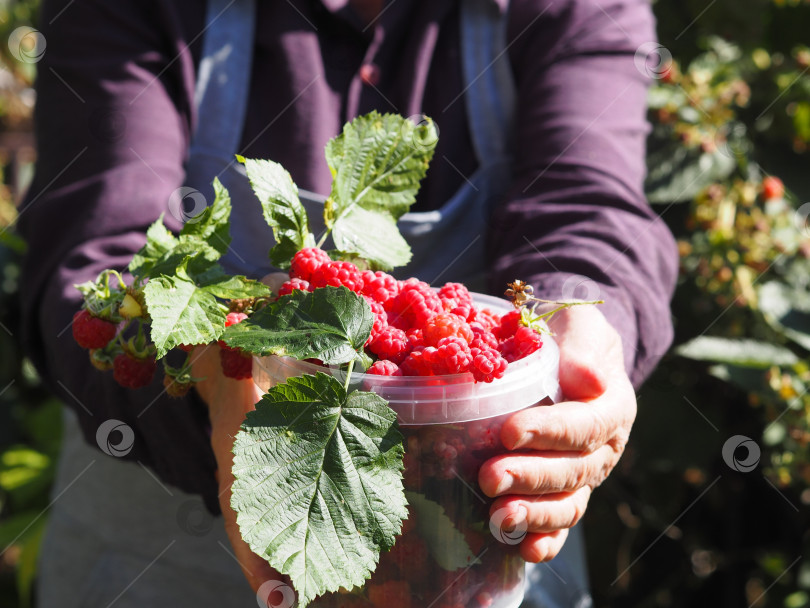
(184, 3, 513, 291)
(37, 1, 590, 606)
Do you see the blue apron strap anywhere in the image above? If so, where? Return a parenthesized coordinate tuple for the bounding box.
(188, 0, 256, 184)
(459, 0, 516, 169)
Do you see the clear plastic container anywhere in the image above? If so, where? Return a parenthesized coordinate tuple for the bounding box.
(253, 293, 561, 608)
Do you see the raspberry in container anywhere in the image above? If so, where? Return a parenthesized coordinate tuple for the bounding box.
(253, 293, 562, 608)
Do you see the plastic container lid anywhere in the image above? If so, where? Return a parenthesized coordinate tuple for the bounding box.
(253, 292, 561, 425)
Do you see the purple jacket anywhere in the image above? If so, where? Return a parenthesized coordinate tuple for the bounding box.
(19, 0, 677, 510)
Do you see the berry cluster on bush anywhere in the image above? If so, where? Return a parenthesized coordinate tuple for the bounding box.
(72, 302, 159, 390)
(285, 248, 544, 382)
(72, 276, 256, 391)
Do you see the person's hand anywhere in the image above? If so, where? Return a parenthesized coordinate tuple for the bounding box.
(191, 345, 283, 593)
(193, 272, 292, 595)
(478, 304, 636, 562)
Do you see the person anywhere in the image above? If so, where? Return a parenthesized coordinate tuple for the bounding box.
(18, 0, 677, 606)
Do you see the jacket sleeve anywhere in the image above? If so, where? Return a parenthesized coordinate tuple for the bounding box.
(17, 0, 221, 511)
(489, 0, 678, 387)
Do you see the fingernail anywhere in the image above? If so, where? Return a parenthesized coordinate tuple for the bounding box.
(503, 504, 528, 532)
(495, 471, 515, 495)
(514, 431, 532, 449)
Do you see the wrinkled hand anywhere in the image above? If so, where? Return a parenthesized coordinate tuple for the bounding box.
(478, 305, 636, 563)
(192, 345, 281, 594)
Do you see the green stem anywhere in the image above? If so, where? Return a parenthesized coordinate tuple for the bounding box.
(316, 229, 331, 250)
(343, 358, 355, 392)
(530, 297, 605, 307)
(116, 320, 132, 348)
(107, 269, 127, 291)
(529, 298, 604, 319)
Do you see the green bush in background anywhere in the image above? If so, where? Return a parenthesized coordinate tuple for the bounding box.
(1, 0, 810, 606)
(585, 1, 810, 607)
(0, 2, 56, 607)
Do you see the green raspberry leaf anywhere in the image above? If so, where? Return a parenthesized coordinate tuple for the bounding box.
(143, 259, 227, 358)
(231, 373, 406, 607)
(675, 336, 799, 368)
(324, 112, 437, 268)
(404, 491, 478, 571)
(142, 242, 222, 281)
(178, 178, 232, 257)
(129, 216, 178, 279)
(130, 180, 232, 282)
(221, 286, 372, 363)
(326, 112, 438, 220)
(331, 206, 412, 270)
(238, 156, 315, 269)
(191, 264, 272, 299)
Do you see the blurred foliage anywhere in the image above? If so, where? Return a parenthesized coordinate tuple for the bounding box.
(0, 0, 38, 130)
(585, 1, 810, 607)
(0, 2, 51, 607)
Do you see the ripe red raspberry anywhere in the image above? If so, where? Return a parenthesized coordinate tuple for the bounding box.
(289, 247, 331, 281)
(471, 307, 499, 331)
(438, 282, 473, 310)
(218, 312, 248, 347)
(450, 303, 475, 322)
(513, 324, 544, 354)
(423, 312, 474, 347)
(225, 312, 248, 327)
(762, 176, 784, 201)
(368, 326, 409, 362)
(310, 260, 364, 292)
(499, 325, 543, 362)
(399, 347, 437, 376)
(367, 580, 411, 608)
(406, 328, 425, 351)
(367, 360, 402, 376)
(360, 270, 399, 308)
(469, 324, 499, 350)
(277, 278, 311, 297)
(388, 279, 442, 330)
(219, 313, 252, 379)
(469, 347, 508, 383)
(433, 337, 472, 374)
(72, 309, 117, 349)
(363, 295, 386, 318)
(219, 346, 253, 379)
(493, 310, 521, 341)
(363, 296, 388, 344)
(113, 352, 157, 388)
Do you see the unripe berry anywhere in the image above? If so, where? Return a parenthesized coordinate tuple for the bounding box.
(119, 293, 143, 319)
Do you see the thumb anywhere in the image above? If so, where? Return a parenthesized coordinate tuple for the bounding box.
(548, 305, 614, 401)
